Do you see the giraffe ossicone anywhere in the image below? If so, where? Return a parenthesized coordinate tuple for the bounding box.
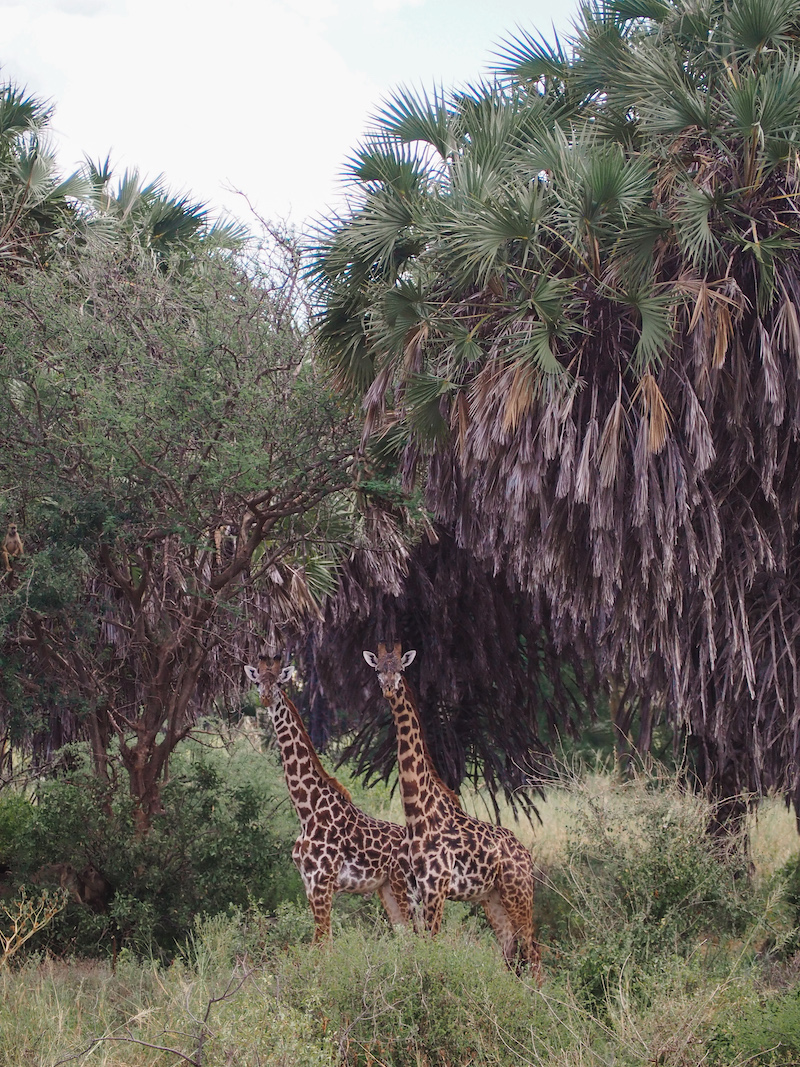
(364, 641, 542, 980)
(245, 653, 411, 942)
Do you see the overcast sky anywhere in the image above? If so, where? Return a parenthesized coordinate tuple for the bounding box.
(3, 0, 579, 230)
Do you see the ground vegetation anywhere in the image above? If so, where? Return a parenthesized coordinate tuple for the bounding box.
(0, 762, 798, 1065)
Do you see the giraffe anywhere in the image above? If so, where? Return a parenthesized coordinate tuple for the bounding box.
(244, 654, 411, 942)
(363, 642, 541, 979)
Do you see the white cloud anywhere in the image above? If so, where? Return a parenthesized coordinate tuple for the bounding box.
(0, 0, 579, 226)
(371, 0, 424, 12)
(1, 0, 377, 223)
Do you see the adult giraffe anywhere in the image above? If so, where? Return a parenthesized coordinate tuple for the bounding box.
(245, 654, 411, 941)
(363, 642, 541, 978)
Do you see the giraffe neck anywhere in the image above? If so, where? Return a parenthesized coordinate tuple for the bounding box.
(386, 678, 458, 828)
(268, 688, 348, 829)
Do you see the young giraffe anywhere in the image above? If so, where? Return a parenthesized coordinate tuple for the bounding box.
(244, 654, 411, 941)
(363, 642, 541, 979)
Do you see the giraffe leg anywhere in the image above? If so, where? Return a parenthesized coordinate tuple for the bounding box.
(307, 876, 336, 943)
(377, 880, 408, 926)
(482, 889, 518, 967)
(496, 854, 541, 982)
(382, 860, 413, 926)
(420, 879, 447, 936)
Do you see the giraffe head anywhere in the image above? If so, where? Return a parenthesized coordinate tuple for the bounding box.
(363, 641, 416, 697)
(244, 654, 293, 706)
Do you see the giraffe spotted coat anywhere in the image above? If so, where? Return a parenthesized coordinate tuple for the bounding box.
(364, 643, 541, 979)
(245, 655, 411, 941)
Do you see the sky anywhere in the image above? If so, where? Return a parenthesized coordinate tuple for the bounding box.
(2, 0, 580, 231)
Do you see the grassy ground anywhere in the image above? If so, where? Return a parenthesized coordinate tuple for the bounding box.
(2, 766, 800, 1066)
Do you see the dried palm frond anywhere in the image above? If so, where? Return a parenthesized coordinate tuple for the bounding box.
(309, 0, 800, 819)
(304, 528, 596, 820)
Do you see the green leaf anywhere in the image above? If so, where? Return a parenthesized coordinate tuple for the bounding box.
(492, 27, 572, 82)
(404, 372, 452, 444)
(615, 285, 675, 370)
(345, 141, 430, 196)
(607, 0, 671, 20)
(672, 184, 725, 271)
(372, 86, 457, 160)
(725, 0, 798, 57)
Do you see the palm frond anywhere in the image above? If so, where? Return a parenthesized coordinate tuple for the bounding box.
(0, 84, 51, 142)
(723, 60, 800, 175)
(671, 183, 725, 271)
(344, 139, 432, 194)
(617, 285, 675, 370)
(632, 369, 672, 451)
(404, 372, 452, 445)
(372, 85, 457, 160)
(608, 0, 671, 20)
(492, 26, 572, 83)
(724, 0, 799, 58)
(433, 181, 549, 288)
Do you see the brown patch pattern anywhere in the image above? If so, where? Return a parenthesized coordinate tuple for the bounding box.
(247, 655, 410, 941)
(365, 643, 541, 980)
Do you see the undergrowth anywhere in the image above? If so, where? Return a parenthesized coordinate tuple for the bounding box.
(1, 764, 799, 1065)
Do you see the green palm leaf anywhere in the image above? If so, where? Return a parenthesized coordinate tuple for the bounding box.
(372, 85, 457, 160)
(345, 141, 431, 194)
(492, 27, 572, 82)
(725, 0, 799, 58)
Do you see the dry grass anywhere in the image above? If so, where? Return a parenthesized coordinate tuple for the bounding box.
(0, 950, 335, 1067)
(748, 797, 798, 878)
(339, 762, 799, 880)
(2, 766, 798, 1066)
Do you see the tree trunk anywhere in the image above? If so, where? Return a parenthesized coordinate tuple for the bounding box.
(609, 676, 635, 777)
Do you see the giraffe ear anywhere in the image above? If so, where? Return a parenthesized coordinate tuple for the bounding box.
(363, 651, 379, 668)
(244, 665, 260, 684)
(401, 650, 416, 668)
(278, 665, 293, 684)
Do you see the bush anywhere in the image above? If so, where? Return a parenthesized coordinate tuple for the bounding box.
(0, 791, 32, 874)
(707, 983, 800, 1066)
(7, 735, 303, 958)
(273, 925, 554, 1067)
(540, 769, 757, 1006)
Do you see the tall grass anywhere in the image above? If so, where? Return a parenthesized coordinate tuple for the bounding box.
(0, 946, 335, 1066)
(1, 764, 799, 1066)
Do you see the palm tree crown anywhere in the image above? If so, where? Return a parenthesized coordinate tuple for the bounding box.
(310, 0, 800, 813)
(0, 82, 88, 268)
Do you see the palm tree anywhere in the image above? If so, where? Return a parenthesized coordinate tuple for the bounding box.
(0, 81, 88, 268)
(81, 157, 246, 266)
(310, 0, 800, 824)
(0, 81, 244, 273)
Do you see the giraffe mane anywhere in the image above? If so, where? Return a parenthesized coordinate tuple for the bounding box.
(280, 690, 352, 802)
(400, 678, 462, 809)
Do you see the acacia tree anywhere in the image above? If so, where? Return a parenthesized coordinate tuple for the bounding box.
(0, 233, 357, 831)
(311, 0, 800, 820)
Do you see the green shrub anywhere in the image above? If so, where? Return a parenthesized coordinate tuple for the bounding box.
(273, 925, 556, 1067)
(541, 770, 757, 1006)
(7, 736, 303, 958)
(0, 791, 32, 872)
(707, 983, 800, 1066)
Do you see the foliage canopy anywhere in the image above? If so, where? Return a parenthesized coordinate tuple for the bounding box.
(310, 0, 800, 813)
(0, 234, 358, 828)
